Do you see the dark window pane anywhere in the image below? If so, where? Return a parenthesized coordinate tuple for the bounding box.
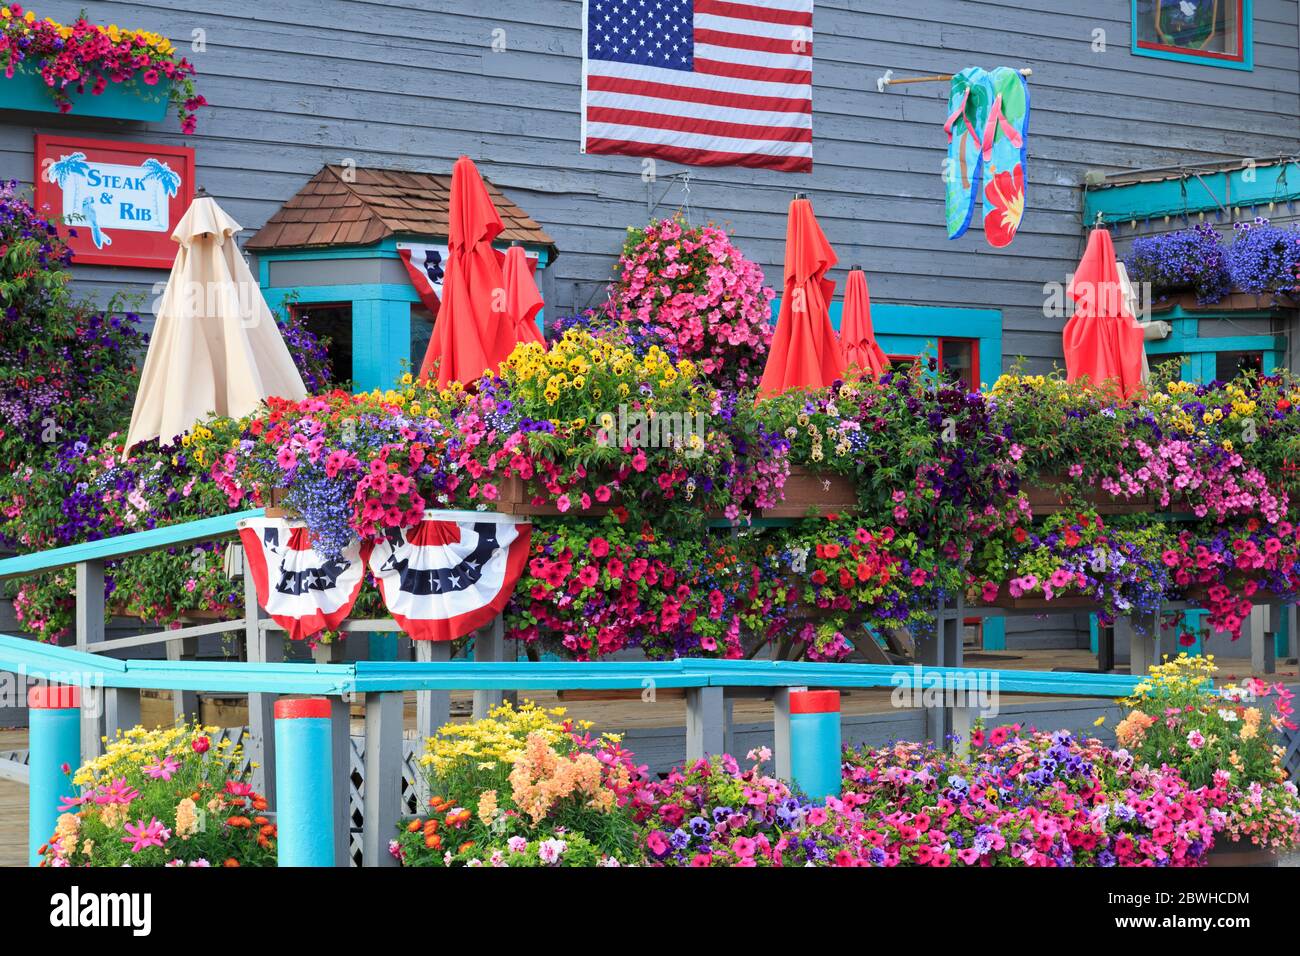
(1150, 353, 1190, 382)
(410, 304, 435, 372)
(1215, 350, 1262, 382)
(293, 303, 353, 389)
(939, 338, 977, 391)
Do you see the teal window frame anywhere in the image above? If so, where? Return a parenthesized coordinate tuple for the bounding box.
(1131, 0, 1253, 71)
(1143, 307, 1283, 383)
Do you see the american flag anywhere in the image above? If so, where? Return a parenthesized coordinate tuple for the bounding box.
(581, 0, 814, 173)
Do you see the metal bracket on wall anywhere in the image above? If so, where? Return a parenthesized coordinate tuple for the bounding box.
(876, 67, 1032, 93)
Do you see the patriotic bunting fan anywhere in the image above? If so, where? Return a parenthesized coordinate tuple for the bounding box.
(397, 242, 447, 318)
(368, 511, 532, 642)
(238, 518, 370, 642)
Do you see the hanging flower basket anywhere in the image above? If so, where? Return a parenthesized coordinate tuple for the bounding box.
(761, 465, 858, 518)
(0, 61, 169, 122)
(1150, 290, 1290, 313)
(0, 8, 206, 130)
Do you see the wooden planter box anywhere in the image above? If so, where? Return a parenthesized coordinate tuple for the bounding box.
(108, 604, 234, 622)
(0, 63, 170, 122)
(493, 474, 614, 517)
(761, 465, 858, 518)
(1204, 840, 1289, 867)
(1023, 474, 1154, 515)
(973, 585, 1098, 611)
(1150, 290, 1292, 314)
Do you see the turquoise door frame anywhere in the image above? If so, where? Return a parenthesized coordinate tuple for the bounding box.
(1143, 307, 1284, 382)
(256, 239, 552, 392)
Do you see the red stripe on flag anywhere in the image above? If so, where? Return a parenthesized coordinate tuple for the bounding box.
(585, 137, 812, 173)
(695, 0, 813, 27)
(694, 27, 812, 57)
(586, 73, 811, 114)
(587, 106, 811, 143)
(694, 57, 812, 86)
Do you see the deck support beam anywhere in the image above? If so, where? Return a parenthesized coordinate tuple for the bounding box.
(415, 639, 451, 740)
(166, 637, 200, 722)
(1120, 610, 1161, 677)
(1254, 604, 1278, 675)
(685, 685, 725, 761)
(773, 685, 802, 781)
(472, 615, 506, 719)
(921, 597, 964, 746)
(362, 690, 404, 867)
(245, 572, 281, 806)
(74, 560, 105, 760)
(310, 641, 355, 868)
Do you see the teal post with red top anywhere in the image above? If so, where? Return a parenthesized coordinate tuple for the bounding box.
(274, 697, 335, 866)
(788, 689, 841, 801)
(27, 684, 81, 866)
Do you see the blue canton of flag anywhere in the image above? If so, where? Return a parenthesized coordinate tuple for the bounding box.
(581, 0, 815, 173)
(587, 0, 694, 71)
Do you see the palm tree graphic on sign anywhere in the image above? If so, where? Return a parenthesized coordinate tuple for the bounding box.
(44, 152, 181, 250)
(141, 158, 181, 197)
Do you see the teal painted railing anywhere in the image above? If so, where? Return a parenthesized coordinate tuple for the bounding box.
(0, 509, 266, 580)
(0, 633, 1143, 698)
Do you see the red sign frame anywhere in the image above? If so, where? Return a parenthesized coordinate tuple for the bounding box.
(34, 134, 195, 269)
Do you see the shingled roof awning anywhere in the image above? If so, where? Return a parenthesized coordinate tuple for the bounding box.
(245, 164, 557, 256)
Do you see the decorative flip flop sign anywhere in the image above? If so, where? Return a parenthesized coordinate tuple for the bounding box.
(34, 134, 195, 268)
(944, 67, 1029, 247)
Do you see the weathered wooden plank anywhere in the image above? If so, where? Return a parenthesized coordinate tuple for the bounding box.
(16, 0, 1296, 373)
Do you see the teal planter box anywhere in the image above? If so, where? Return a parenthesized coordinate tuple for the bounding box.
(0, 63, 169, 122)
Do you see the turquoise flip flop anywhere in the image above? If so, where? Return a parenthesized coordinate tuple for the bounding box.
(944, 67, 989, 240)
(979, 66, 1029, 248)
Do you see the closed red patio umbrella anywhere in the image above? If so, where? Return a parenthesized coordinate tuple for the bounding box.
(1063, 227, 1145, 400)
(839, 266, 889, 378)
(758, 194, 846, 399)
(419, 155, 513, 386)
(501, 241, 546, 348)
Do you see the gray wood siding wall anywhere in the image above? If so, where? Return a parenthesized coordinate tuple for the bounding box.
(2, 0, 1298, 372)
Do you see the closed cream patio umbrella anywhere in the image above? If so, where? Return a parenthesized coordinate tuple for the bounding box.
(125, 195, 307, 450)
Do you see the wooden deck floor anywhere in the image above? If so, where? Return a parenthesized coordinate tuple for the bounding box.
(1, 649, 1293, 867)
(1, 728, 28, 868)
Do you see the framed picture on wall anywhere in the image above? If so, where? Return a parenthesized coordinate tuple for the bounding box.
(1132, 0, 1253, 70)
